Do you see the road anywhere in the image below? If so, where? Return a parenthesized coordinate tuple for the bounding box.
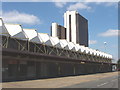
(2, 72, 119, 88)
(63, 73, 119, 88)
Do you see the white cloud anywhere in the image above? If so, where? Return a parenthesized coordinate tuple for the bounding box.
(3, 0, 119, 2)
(89, 40, 97, 44)
(2, 10, 40, 25)
(52, 0, 69, 8)
(104, 2, 117, 7)
(84, 0, 119, 2)
(54, 2, 66, 8)
(3, 0, 79, 2)
(99, 29, 120, 37)
(2, 0, 118, 9)
(3, 0, 45, 2)
(67, 2, 91, 11)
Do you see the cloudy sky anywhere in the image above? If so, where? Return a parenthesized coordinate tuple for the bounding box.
(1, 1, 119, 63)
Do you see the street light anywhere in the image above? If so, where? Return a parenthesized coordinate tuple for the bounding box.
(104, 42, 107, 52)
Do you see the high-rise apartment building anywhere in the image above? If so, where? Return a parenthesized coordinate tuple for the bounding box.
(64, 11, 88, 47)
(51, 23, 66, 39)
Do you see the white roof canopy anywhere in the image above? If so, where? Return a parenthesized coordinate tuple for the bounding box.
(93, 50, 97, 56)
(79, 46, 86, 53)
(89, 49, 97, 56)
(68, 42, 76, 51)
(50, 37, 63, 48)
(84, 47, 90, 54)
(23, 29, 37, 40)
(96, 51, 100, 56)
(0, 18, 113, 59)
(0, 18, 9, 36)
(23, 29, 42, 43)
(75, 44, 82, 52)
(38, 33, 54, 46)
(109, 55, 112, 59)
(60, 39, 69, 50)
(89, 48, 94, 55)
(4, 24, 27, 39)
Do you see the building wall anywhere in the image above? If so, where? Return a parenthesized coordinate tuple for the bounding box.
(64, 11, 88, 47)
(52, 11, 88, 47)
(51, 23, 66, 39)
(2, 36, 113, 82)
(2, 55, 113, 82)
(64, 11, 70, 42)
(71, 11, 77, 43)
(76, 13, 88, 47)
(59, 25, 66, 39)
(51, 23, 58, 37)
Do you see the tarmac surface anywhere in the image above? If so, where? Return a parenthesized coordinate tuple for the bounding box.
(63, 73, 119, 88)
(1, 72, 119, 88)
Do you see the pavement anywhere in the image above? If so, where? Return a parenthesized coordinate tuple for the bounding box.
(1, 72, 119, 88)
(63, 73, 119, 88)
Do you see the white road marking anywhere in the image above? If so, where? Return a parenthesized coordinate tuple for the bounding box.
(97, 78, 118, 87)
(111, 79, 118, 82)
(97, 82, 108, 87)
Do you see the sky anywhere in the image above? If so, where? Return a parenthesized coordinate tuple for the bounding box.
(1, 1, 119, 63)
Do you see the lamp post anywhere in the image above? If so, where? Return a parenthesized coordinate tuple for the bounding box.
(104, 42, 107, 52)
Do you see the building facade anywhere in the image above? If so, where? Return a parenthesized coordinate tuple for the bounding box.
(0, 10, 114, 82)
(51, 23, 66, 39)
(64, 11, 88, 47)
(2, 35, 113, 82)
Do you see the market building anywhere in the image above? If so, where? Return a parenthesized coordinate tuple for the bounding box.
(0, 11, 114, 82)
